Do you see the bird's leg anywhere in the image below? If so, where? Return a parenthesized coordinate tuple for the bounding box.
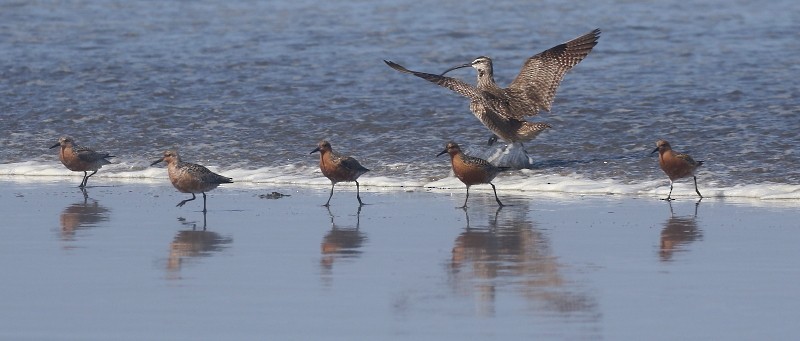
(661, 181, 675, 201)
(490, 183, 504, 207)
(80, 170, 98, 188)
(324, 183, 335, 207)
(356, 180, 365, 206)
(460, 186, 470, 209)
(693, 176, 703, 198)
(202, 192, 207, 213)
(177, 193, 196, 208)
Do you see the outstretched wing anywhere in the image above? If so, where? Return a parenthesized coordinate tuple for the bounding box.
(385, 60, 514, 120)
(506, 29, 600, 117)
(384, 60, 484, 103)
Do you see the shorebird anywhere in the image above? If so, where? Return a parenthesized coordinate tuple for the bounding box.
(652, 140, 703, 200)
(385, 29, 600, 149)
(50, 136, 114, 188)
(150, 150, 233, 212)
(311, 140, 370, 206)
(437, 142, 507, 208)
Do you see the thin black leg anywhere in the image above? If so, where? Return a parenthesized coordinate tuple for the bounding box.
(80, 170, 98, 188)
(324, 183, 335, 207)
(490, 183, 504, 207)
(460, 186, 470, 209)
(79, 171, 88, 188)
(202, 192, 207, 213)
(177, 193, 197, 208)
(693, 176, 703, 198)
(662, 181, 674, 201)
(356, 181, 364, 206)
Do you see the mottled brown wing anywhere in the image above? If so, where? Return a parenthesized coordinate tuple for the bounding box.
(332, 151, 369, 173)
(341, 156, 369, 173)
(186, 163, 233, 184)
(675, 153, 700, 168)
(384, 60, 485, 103)
(506, 29, 600, 117)
(74, 145, 113, 163)
(462, 154, 499, 172)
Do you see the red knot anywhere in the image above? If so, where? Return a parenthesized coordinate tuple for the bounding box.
(311, 140, 370, 207)
(652, 140, 703, 200)
(385, 29, 600, 146)
(50, 136, 114, 188)
(437, 142, 508, 208)
(150, 150, 233, 212)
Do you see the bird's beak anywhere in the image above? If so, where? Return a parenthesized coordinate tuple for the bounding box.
(436, 148, 448, 157)
(650, 147, 659, 155)
(310, 147, 321, 154)
(150, 158, 164, 166)
(49, 142, 60, 149)
(440, 63, 472, 76)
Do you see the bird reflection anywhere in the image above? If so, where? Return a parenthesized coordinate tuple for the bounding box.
(59, 188, 110, 241)
(660, 200, 703, 262)
(449, 202, 597, 318)
(166, 212, 232, 279)
(320, 206, 367, 282)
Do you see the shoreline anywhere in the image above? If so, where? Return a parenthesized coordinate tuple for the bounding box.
(3, 174, 800, 206)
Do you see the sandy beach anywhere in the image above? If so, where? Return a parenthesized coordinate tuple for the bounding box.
(1, 178, 798, 340)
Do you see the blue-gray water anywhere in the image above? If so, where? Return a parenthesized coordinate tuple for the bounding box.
(1, 0, 799, 196)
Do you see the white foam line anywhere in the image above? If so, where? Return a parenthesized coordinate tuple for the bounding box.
(2, 161, 799, 202)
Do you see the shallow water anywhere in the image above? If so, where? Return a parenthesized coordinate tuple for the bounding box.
(1, 0, 799, 199)
(1, 180, 799, 339)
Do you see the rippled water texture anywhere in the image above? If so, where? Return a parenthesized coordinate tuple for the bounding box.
(1, 0, 799, 188)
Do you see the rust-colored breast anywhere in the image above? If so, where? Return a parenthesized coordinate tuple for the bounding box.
(659, 151, 697, 180)
(60, 147, 93, 172)
(452, 154, 497, 186)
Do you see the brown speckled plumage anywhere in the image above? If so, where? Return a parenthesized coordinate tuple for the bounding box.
(385, 29, 599, 144)
(437, 142, 506, 208)
(652, 140, 703, 200)
(151, 150, 233, 212)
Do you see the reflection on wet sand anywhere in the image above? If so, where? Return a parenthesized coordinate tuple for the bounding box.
(59, 188, 110, 241)
(449, 202, 598, 319)
(660, 201, 703, 262)
(166, 212, 232, 279)
(320, 206, 366, 282)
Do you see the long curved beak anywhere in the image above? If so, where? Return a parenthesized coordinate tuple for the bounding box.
(150, 158, 164, 166)
(650, 147, 659, 155)
(440, 63, 472, 76)
(310, 147, 321, 154)
(49, 142, 60, 149)
(436, 148, 448, 157)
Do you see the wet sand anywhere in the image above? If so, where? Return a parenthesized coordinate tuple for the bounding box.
(1, 178, 799, 340)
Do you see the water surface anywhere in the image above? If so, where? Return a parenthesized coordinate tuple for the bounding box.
(1, 0, 799, 198)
